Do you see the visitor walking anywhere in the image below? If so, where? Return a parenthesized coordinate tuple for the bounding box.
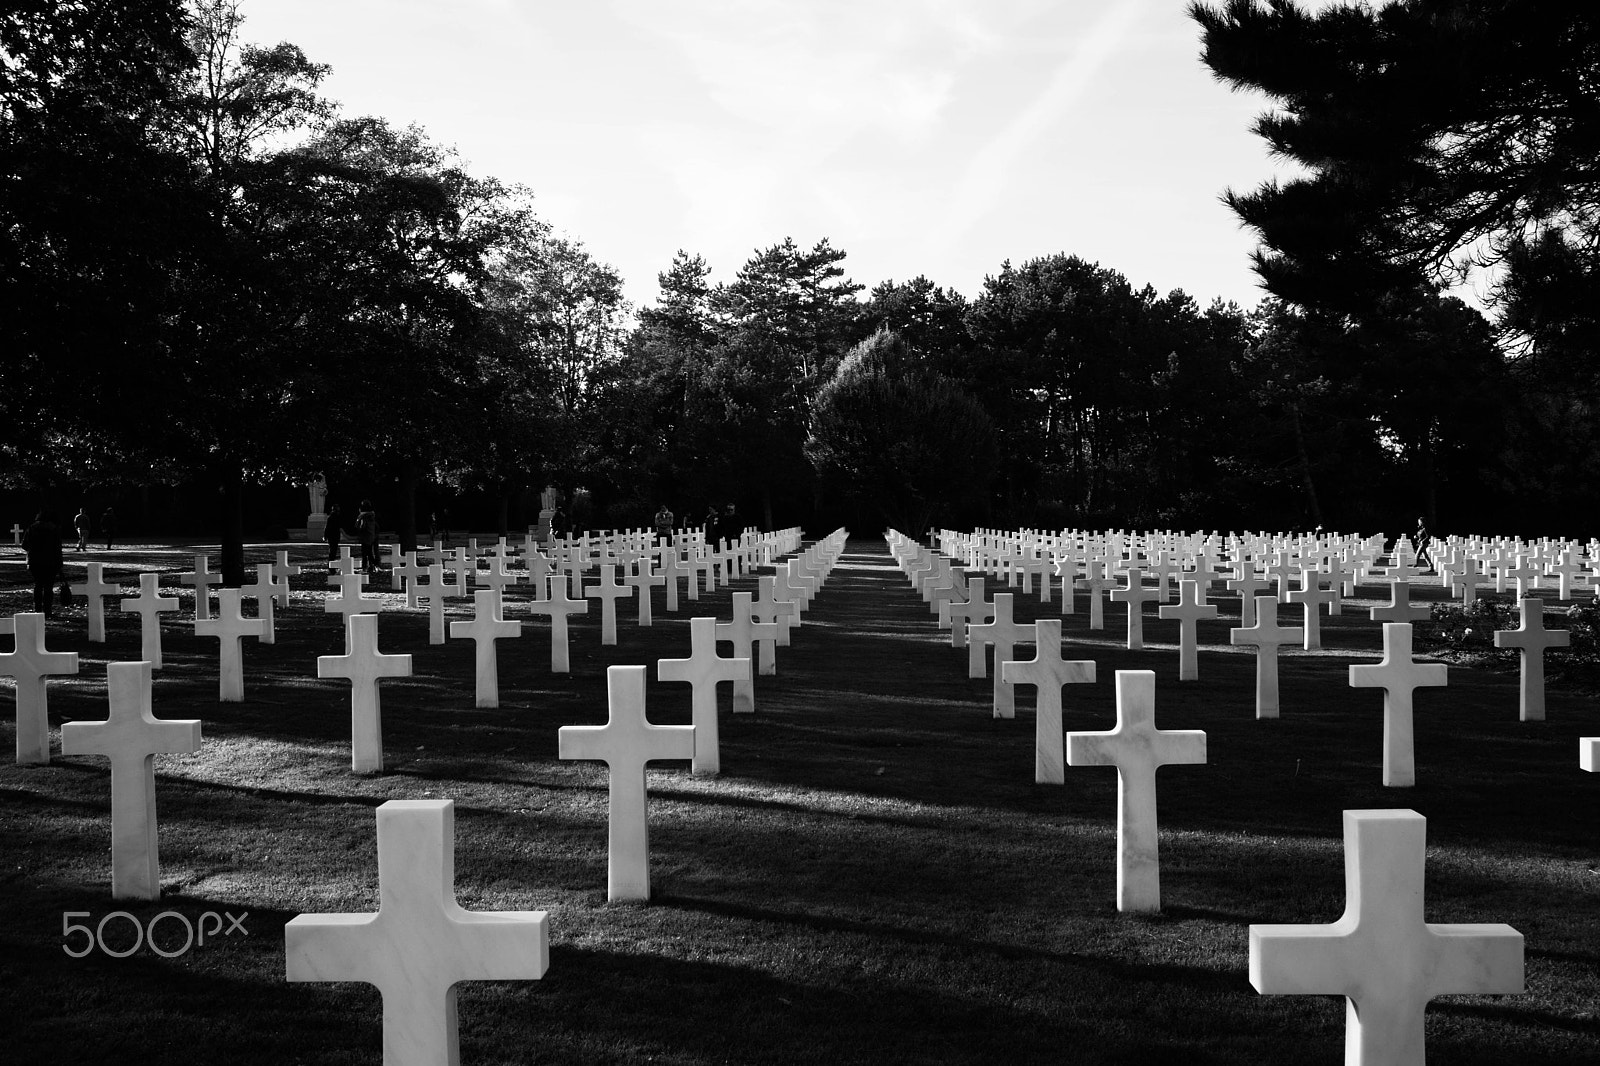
(99, 506, 115, 550)
(21, 512, 65, 618)
(73, 507, 89, 552)
(1414, 516, 1433, 573)
(324, 503, 343, 566)
(355, 500, 380, 574)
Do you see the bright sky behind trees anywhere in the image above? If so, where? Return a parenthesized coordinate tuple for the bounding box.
(242, 0, 1312, 312)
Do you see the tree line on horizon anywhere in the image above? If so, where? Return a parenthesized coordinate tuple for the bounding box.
(3, 0, 1594, 582)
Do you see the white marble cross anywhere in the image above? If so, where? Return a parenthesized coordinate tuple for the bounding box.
(1493, 598, 1570, 722)
(194, 588, 266, 702)
(9, 521, 23, 544)
(558, 665, 695, 900)
(61, 661, 200, 899)
(714, 593, 775, 714)
(449, 590, 521, 708)
(623, 561, 666, 626)
(241, 563, 278, 645)
(1066, 670, 1205, 912)
(394, 554, 428, 607)
(753, 575, 798, 652)
(524, 577, 588, 673)
(1158, 579, 1220, 681)
(658, 553, 687, 612)
(1250, 809, 1523, 1066)
(947, 577, 992, 649)
(1226, 570, 1273, 629)
(178, 554, 221, 620)
(414, 564, 450, 646)
(285, 800, 549, 1066)
(325, 572, 382, 624)
(1081, 561, 1119, 631)
(69, 561, 120, 642)
(119, 573, 179, 668)
(968, 593, 1037, 718)
(1369, 581, 1430, 624)
(318, 614, 413, 772)
(1, 613, 80, 764)
(1230, 596, 1304, 719)
(271, 550, 301, 605)
(1109, 568, 1160, 650)
(1348, 623, 1447, 787)
(585, 563, 631, 646)
(658, 616, 750, 775)
(1002, 618, 1095, 783)
(1286, 568, 1336, 650)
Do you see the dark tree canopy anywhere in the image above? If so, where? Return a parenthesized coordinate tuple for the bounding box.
(1192, 0, 1600, 329)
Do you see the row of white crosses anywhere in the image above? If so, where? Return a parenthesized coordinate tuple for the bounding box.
(944, 524, 1586, 735)
(896, 532, 1531, 1062)
(283, 533, 841, 1065)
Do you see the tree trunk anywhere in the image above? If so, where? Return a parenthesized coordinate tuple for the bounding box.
(762, 484, 773, 530)
(397, 468, 419, 555)
(220, 464, 245, 588)
(1288, 405, 1324, 529)
(497, 485, 511, 537)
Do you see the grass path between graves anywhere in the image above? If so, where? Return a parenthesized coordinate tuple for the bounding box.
(1, 536, 1598, 1065)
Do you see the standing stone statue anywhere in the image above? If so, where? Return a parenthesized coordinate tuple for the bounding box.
(309, 475, 328, 516)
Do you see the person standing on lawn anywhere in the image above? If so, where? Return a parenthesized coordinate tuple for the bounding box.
(324, 503, 343, 567)
(22, 512, 65, 617)
(73, 507, 89, 552)
(355, 500, 380, 574)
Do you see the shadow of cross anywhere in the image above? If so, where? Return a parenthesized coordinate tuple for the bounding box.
(1348, 623, 1447, 788)
(285, 800, 548, 1066)
(1, 613, 78, 764)
(658, 616, 749, 776)
(1493, 597, 1570, 722)
(318, 614, 413, 773)
(1250, 809, 1523, 1066)
(62, 661, 200, 899)
(1066, 670, 1205, 913)
(558, 666, 695, 901)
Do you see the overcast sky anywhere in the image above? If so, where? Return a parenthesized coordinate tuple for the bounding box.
(241, 0, 1309, 313)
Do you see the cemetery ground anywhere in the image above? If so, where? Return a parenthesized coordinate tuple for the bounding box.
(2, 536, 1597, 1065)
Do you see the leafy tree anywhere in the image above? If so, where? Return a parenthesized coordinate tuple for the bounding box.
(0, 0, 203, 489)
(1190, 0, 1600, 320)
(807, 330, 996, 537)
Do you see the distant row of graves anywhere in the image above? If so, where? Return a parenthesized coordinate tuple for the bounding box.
(6, 520, 1594, 1064)
(892, 524, 1596, 1065)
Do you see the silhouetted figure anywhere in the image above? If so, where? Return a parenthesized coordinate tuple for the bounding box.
(22, 512, 64, 617)
(1414, 516, 1433, 573)
(100, 506, 115, 550)
(73, 507, 89, 552)
(324, 503, 343, 565)
(355, 500, 380, 573)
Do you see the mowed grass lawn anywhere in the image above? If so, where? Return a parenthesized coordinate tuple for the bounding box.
(2, 535, 1597, 1065)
